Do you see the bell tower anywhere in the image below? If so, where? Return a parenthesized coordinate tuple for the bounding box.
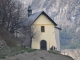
(28, 5, 32, 17)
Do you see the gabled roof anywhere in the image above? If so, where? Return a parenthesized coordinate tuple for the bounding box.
(19, 11, 57, 27)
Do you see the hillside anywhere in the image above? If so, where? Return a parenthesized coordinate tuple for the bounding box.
(19, 0, 80, 49)
(0, 46, 74, 60)
(0, 25, 19, 47)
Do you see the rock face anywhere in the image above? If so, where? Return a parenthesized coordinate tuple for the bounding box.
(19, 0, 80, 49)
(0, 50, 73, 60)
(61, 49, 80, 60)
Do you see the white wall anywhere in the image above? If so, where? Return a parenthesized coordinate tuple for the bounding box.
(55, 28, 61, 51)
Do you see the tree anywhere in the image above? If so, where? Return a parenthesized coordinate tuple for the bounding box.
(22, 25, 41, 48)
(0, 0, 26, 33)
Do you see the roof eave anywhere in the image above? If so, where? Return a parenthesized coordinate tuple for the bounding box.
(55, 27, 62, 30)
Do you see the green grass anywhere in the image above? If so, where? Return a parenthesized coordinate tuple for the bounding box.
(0, 46, 37, 59)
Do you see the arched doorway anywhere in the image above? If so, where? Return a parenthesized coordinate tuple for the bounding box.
(40, 40, 47, 50)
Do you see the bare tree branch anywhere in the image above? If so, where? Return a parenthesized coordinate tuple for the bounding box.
(22, 24, 41, 48)
(0, 0, 27, 33)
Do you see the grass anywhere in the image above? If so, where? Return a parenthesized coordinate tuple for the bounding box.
(0, 47, 74, 60)
(0, 46, 37, 59)
(48, 50, 60, 54)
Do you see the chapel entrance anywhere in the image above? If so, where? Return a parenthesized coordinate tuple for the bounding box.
(40, 40, 47, 50)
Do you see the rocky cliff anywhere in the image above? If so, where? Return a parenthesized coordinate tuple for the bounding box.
(19, 0, 80, 49)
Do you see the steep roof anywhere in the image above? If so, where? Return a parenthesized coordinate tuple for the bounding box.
(19, 11, 57, 27)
